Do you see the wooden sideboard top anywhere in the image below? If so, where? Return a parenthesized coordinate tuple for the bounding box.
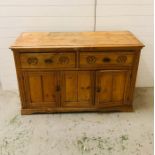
(10, 31, 144, 49)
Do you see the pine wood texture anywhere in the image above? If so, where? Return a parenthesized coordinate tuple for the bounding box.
(11, 31, 144, 114)
(20, 52, 76, 68)
(79, 52, 134, 67)
(95, 70, 130, 107)
(10, 31, 144, 49)
(61, 71, 94, 107)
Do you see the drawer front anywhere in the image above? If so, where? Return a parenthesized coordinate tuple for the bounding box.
(79, 52, 134, 67)
(20, 52, 76, 68)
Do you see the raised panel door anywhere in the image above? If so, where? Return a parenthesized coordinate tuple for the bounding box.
(61, 71, 94, 107)
(96, 70, 130, 107)
(24, 71, 59, 108)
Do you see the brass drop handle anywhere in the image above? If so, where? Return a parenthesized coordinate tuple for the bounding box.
(87, 56, 96, 64)
(96, 87, 101, 93)
(59, 56, 69, 64)
(102, 57, 111, 63)
(44, 58, 53, 64)
(27, 57, 38, 65)
(116, 56, 127, 63)
(56, 85, 60, 92)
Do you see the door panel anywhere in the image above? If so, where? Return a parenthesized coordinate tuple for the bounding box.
(112, 72, 127, 102)
(61, 71, 94, 107)
(78, 71, 92, 101)
(64, 71, 78, 102)
(97, 72, 113, 102)
(96, 70, 130, 107)
(42, 74, 57, 102)
(29, 75, 43, 103)
(25, 72, 59, 108)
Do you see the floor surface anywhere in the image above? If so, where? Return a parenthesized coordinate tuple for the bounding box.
(0, 88, 153, 155)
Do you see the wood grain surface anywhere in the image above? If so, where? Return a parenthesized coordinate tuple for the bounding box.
(11, 31, 144, 114)
(10, 31, 144, 49)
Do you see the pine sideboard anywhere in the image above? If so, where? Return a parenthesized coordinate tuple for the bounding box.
(10, 31, 144, 115)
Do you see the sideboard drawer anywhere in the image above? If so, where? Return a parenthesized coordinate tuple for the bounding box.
(20, 52, 76, 68)
(79, 52, 135, 68)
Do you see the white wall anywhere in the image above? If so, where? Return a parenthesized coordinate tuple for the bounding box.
(0, 0, 153, 90)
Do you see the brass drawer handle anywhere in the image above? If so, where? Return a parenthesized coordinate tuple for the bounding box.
(27, 57, 38, 65)
(117, 56, 127, 63)
(59, 56, 69, 64)
(102, 57, 111, 63)
(87, 56, 96, 64)
(44, 58, 53, 64)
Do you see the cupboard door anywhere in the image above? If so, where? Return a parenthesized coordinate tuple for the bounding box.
(96, 70, 130, 107)
(24, 72, 59, 108)
(61, 71, 94, 107)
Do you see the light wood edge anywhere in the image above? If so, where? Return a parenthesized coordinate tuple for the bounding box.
(10, 47, 143, 52)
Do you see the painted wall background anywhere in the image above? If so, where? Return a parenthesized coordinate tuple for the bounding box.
(0, 0, 153, 90)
